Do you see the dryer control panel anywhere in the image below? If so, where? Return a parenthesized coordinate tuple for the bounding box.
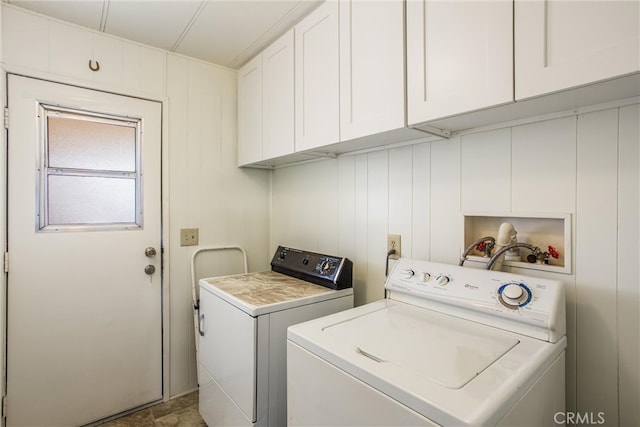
(386, 259, 566, 343)
(271, 246, 353, 290)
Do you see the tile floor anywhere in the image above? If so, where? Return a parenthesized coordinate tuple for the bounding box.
(100, 391, 206, 427)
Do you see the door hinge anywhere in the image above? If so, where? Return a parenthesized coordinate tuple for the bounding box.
(2, 394, 7, 418)
(4, 107, 8, 129)
(4, 252, 8, 273)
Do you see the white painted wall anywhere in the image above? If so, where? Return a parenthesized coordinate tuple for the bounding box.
(271, 102, 640, 425)
(165, 54, 270, 394)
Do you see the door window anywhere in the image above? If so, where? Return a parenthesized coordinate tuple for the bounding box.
(39, 105, 142, 231)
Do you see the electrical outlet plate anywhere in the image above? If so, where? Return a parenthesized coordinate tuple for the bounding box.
(180, 228, 199, 246)
(387, 234, 401, 260)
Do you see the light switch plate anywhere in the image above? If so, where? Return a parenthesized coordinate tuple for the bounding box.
(180, 228, 199, 246)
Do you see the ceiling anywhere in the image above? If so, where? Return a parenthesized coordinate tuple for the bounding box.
(6, 0, 322, 69)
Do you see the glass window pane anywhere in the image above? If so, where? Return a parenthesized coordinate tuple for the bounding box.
(47, 175, 136, 225)
(48, 116, 136, 172)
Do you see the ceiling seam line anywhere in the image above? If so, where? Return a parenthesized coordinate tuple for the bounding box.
(99, 0, 110, 32)
(170, 0, 208, 52)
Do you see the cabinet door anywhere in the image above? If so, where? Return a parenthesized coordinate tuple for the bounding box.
(406, 0, 513, 126)
(515, 0, 640, 100)
(238, 54, 263, 166)
(295, 0, 339, 152)
(263, 29, 295, 160)
(339, 0, 405, 141)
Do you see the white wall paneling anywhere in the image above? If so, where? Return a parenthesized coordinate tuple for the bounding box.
(411, 143, 431, 261)
(461, 128, 511, 213)
(429, 137, 462, 263)
(337, 155, 357, 266)
(511, 117, 577, 213)
(353, 154, 369, 306)
(616, 104, 640, 427)
(575, 108, 619, 423)
(271, 102, 640, 420)
(366, 151, 389, 303)
(2, 4, 165, 99)
(388, 146, 414, 261)
(2, 6, 49, 72)
(167, 55, 271, 395)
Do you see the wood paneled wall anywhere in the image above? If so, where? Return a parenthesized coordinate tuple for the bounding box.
(166, 55, 271, 394)
(272, 103, 639, 425)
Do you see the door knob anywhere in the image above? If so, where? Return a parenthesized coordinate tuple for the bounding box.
(145, 247, 157, 257)
(144, 265, 156, 275)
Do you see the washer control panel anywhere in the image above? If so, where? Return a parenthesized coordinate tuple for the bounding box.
(386, 258, 566, 342)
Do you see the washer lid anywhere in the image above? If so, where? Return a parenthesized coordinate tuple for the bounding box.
(323, 303, 518, 389)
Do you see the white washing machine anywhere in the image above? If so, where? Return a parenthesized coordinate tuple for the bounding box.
(287, 258, 567, 426)
(198, 246, 354, 427)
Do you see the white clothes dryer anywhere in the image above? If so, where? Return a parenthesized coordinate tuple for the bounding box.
(198, 246, 354, 427)
(287, 258, 566, 426)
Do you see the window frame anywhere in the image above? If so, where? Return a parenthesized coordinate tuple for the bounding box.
(37, 104, 144, 232)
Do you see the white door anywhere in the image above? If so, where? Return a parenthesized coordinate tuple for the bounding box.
(6, 75, 162, 426)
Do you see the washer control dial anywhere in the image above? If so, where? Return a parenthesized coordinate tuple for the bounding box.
(435, 274, 450, 286)
(498, 282, 532, 309)
(419, 272, 431, 283)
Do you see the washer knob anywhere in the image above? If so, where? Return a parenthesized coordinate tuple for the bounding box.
(503, 283, 524, 300)
(435, 274, 450, 286)
(400, 269, 415, 279)
(419, 272, 431, 283)
(498, 282, 532, 308)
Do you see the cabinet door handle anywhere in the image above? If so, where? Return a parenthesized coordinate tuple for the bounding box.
(88, 60, 100, 72)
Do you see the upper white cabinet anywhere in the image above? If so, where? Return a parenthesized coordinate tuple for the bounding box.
(294, 1, 340, 152)
(238, 29, 295, 166)
(406, 0, 513, 127)
(407, 0, 639, 133)
(515, 0, 640, 100)
(237, 54, 264, 166)
(339, 0, 405, 141)
(263, 30, 295, 160)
